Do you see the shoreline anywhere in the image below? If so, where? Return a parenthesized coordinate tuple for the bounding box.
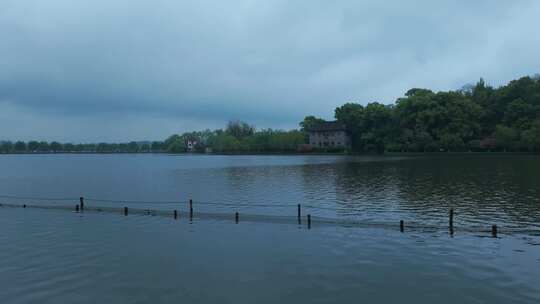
(0, 151, 537, 156)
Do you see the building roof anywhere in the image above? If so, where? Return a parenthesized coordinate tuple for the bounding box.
(308, 121, 347, 132)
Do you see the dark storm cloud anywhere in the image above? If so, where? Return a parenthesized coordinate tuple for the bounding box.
(1, 0, 540, 141)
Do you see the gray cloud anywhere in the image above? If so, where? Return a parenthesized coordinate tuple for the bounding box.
(1, 0, 540, 141)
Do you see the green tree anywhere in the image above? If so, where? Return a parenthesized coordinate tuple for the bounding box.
(14, 141, 26, 152)
(494, 125, 519, 151)
(50, 141, 62, 152)
(63, 143, 75, 152)
(74, 144, 84, 152)
(151, 141, 165, 152)
(207, 133, 241, 152)
(127, 141, 139, 153)
(299, 116, 325, 131)
(164, 135, 181, 147)
(522, 120, 540, 151)
(140, 143, 151, 152)
(27, 141, 39, 152)
(38, 141, 50, 152)
(226, 120, 254, 140)
(395, 89, 481, 151)
(118, 143, 128, 152)
(97, 143, 113, 153)
(166, 138, 186, 153)
(503, 98, 535, 130)
(335, 102, 395, 152)
(439, 133, 465, 151)
(1, 141, 13, 153)
(335, 103, 365, 151)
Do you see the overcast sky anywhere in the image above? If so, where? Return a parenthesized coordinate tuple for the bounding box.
(1, 0, 540, 142)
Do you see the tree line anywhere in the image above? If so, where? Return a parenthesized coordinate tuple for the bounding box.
(2, 75, 539, 154)
(0, 121, 305, 154)
(164, 121, 306, 153)
(328, 75, 540, 152)
(0, 140, 166, 153)
(163, 73, 540, 154)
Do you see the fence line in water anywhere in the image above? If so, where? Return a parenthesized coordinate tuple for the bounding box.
(0, 194, 336, 210)
(1, 195, 538, 237)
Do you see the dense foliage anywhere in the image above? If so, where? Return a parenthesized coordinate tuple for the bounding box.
(163, 121, 306, 153)
(333, 76, 540, 152)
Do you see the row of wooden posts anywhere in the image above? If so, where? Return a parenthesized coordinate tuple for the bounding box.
(73, 198, 498, 236)
(447, 208, 497, 237)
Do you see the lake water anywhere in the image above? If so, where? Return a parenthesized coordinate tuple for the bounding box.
(1, 154, 539, 303)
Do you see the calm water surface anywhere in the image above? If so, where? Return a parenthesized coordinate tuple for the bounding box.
(1, 154, 539, 303)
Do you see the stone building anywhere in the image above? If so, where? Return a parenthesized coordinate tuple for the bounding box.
(307, 121, 351, 149)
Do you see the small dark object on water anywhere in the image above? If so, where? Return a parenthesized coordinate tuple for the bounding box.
(307, 214, 311, 229)
(400, 220, 404, 232)
(124, 207, 128, 216)
(297, 204, 301, 219)
(189, 199, 193, 210)
(235, 212, 239, 223)
(174, 210, 178, 219)
(492, 225, 498, 237)
(80, 197, 84, 211)
(23, 204, 26, 208)
(75, 204, 79, 212)
(190, 207, 193, 219)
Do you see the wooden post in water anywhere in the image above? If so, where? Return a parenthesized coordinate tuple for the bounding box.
(23, 204, 26, 208)
(491, 225, 497, 237)
(75, 204, 80, 212)
(80, 197, 84, 211)
(449, 208, 454, 229)
(189, 199, 193, 219)
(297, 204, 301, 219)
(124, 206, 128, 216)
(174, 210, 178, 219)
(307, 214, 311, 229)
(400, 220, 404, 232)
(235, 212, 239, 223)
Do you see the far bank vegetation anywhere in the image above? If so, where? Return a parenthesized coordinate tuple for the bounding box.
(2, 75, 540, 154)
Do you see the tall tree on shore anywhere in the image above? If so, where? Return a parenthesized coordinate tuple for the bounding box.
(50, 141, 62, 152)
(0, 141, 13, 153)
(226, 120, 255, 140)
(14, 141, 26, 152)
(299, 116, 325, 131)
(27, 141, 39, 152)
(335, 102, 395, 152)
